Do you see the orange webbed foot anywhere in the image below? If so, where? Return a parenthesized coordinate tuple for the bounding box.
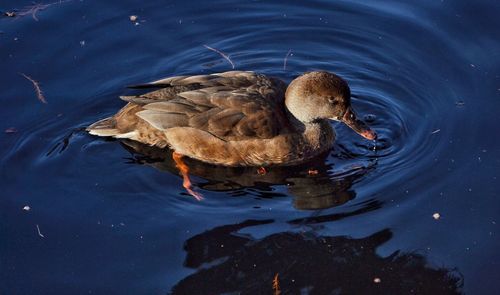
(172, 151, 204, 201)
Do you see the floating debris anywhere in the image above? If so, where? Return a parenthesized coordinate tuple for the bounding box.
(283, 49, 292, 70)
(36, 224, 45, 238)
(433, 212, 441, 220)
(257, 167, 267, 175)
(129, 15, 140, 25)
(455, 100, 465, 107)
(15, 0, 73, 21)
(79, 40, 85, 47)
(431, 129, 441, 134)
(23, 205, 30, 211)
(4, 11, 16, 17)
(4, 127, 17, 133)
(20, 73, 47, 104)
(203, 44, 235, 69)
(373, 277, 381, 283)
(18, 3, 50, 21)
(273, 273, 281, 295)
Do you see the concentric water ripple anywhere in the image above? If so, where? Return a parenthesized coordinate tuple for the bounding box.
(2, 0, 499, 294)
(1, 0, 476, 209)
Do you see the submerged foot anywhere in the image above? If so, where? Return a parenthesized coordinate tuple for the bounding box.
(172, 151, 204, 201)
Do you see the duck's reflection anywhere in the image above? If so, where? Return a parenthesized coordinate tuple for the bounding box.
(121, 140, 373, 210)
(170, 219, 463, 295)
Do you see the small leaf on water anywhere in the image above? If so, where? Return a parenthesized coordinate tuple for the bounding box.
(5, 127, 17, 133)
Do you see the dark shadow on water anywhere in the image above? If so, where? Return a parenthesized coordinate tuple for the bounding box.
(170, 220, 463, 295)
(120, 140, 375, 210)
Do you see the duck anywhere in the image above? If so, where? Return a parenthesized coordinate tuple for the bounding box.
(87, 71, 376, 198)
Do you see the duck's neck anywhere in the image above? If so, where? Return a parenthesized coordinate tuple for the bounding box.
(284, 109, 334, 156)
(283, 108, 303, 131)
(284, 87, 321, 131)
(283, 92, 334, 152)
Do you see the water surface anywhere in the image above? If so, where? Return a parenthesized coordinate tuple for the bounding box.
(1, 0, 500, 294)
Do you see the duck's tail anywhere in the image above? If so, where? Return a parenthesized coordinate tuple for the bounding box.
(87, 117, 136, 139)
(87, 117, 119, 136)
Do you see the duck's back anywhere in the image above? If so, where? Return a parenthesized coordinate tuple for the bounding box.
(88, 71, 290, 146)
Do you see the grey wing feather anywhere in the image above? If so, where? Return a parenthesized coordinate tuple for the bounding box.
(179, 90, 217, 107)
(189, 108, 222, 130)
(143, 100, 200, 116)
(208, 109, 245, 137)
(136, 110, 189, 131)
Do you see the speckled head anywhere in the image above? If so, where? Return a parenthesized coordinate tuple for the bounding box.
(285, 71, 376, 140)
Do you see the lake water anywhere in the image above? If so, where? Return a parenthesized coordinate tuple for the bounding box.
(1, 0, 499, 294)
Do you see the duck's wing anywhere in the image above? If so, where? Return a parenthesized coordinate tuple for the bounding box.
(120, 71, 289, 140)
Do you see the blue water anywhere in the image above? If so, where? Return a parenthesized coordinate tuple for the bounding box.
(1, 0, 499, 294)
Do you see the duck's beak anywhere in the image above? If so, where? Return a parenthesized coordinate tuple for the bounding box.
(340, 107, 377, 140)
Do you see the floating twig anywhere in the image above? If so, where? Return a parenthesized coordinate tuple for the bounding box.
(203, 44, 235, 69)
(431, 129, 441, 134)
(18, 3, 49, 21)
(36, 224, 45, 238)
(20, 73, 47, 104)
(273, 273, 281, 295)
(283, 49, 292, 70)
(15, 0, 73, 21)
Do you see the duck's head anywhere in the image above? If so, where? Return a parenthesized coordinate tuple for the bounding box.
(285, 71, 377, 140)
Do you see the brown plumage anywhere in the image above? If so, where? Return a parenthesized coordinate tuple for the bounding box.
(87, 71, 376, 166)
